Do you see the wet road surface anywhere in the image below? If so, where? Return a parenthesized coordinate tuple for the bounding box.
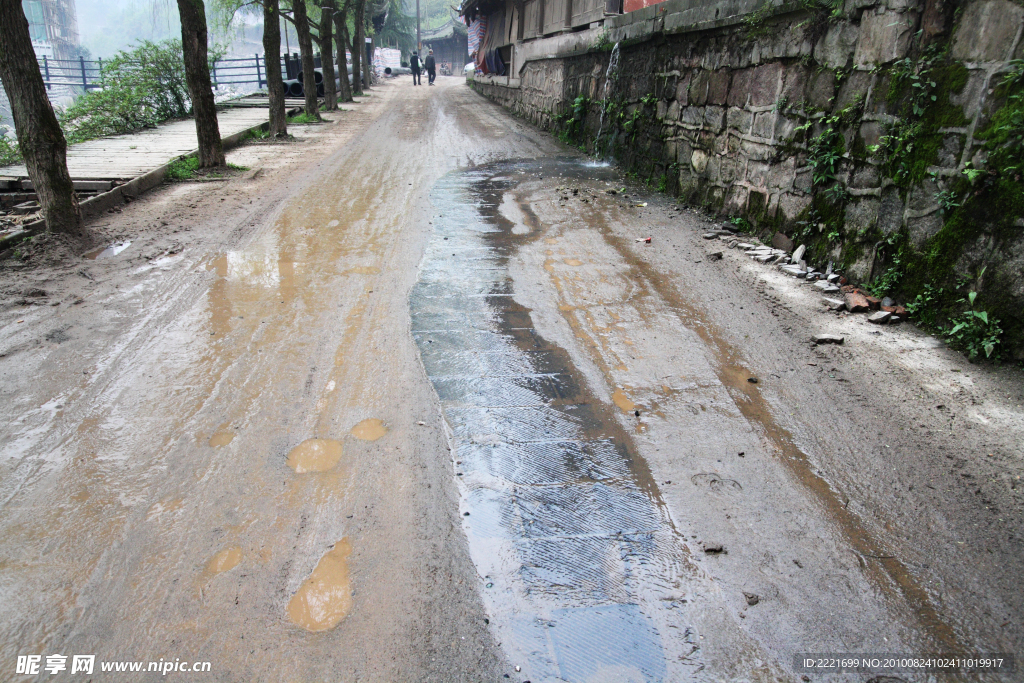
(1, 78, 1019, 681)
(408, 158, 977, 680)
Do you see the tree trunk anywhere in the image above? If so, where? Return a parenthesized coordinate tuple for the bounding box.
(354, 0, 368, 93)
(262, 0, 287, 136)
(364, 34, 373, 89)
(335, 4, 352, 103)
(350, 0, 362, 96)
(177, 0, 224, 167)
(319, 0, 337, 110)
(0, 0, 80, 233)
(290, 0, 320, 119)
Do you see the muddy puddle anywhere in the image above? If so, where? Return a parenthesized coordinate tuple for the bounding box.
(83, 241, 131, 259)
(287, 538, 354, 632)
(411, 161, 707, 681)
(286, 438, 345, 473)
(350, 418, 387, 441)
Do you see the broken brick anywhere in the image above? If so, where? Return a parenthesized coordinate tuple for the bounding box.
(844, 291, 871, 313)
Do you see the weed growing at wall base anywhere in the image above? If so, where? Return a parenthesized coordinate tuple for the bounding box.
(945, 291, 1003, 361)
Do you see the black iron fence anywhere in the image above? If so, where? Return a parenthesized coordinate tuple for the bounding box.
(38, 54, 319, 92)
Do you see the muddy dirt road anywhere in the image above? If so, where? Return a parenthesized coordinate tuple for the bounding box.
(1, 78, 1022, 682)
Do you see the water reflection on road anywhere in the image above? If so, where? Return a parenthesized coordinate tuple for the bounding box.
(412, 160, 704, 682)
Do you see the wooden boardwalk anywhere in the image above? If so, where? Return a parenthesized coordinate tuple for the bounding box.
(0, 106, 281, 183)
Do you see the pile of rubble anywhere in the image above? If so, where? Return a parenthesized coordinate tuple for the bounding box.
(703, 227, 908, 325)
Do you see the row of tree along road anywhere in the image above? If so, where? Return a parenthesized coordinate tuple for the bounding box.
(0, 0, 372, 236)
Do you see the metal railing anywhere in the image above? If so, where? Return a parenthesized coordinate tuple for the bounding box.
(38, 54, 315, 92)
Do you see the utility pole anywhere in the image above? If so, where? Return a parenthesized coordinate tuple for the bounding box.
(416, 0, 420, 51)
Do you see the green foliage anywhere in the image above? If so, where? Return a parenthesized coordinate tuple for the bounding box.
(945, 290, 1003, 360)
(743, 2, 777, 38)
(874, 119, 924, 187)
(0, 123, 20, 166)
(60, 40, 191, 144)
(557, 96, 590, 145)
(373, 0, 417, 54)
(905, 282, 945, 328)
(866, 234, 906, 297)
(166, 156, 199, 180)
(875, 50, 968, 191)
(977, 60, 1024, 177)
(888, 56, 938, 117)
(288, 112, 321, 124)
(935, 189, 962, 213)
(245, 127, 273, 141)
(799, 0, 844, 26)
(961, 163, 984, 183)
(729, 216, 753, 232)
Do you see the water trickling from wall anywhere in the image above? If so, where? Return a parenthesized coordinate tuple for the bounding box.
(594, 42, 621, 158)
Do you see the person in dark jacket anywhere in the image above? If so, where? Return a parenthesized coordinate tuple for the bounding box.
(424, 50, 436, 85)
(410, 51, 421, 85)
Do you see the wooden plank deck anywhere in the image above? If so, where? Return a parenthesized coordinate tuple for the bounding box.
(0, 108, 272, 181)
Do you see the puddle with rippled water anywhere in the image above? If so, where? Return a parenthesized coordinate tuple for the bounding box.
(84, 241, 131, 259)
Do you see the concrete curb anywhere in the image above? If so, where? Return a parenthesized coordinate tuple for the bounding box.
(0, 107, 300, 251)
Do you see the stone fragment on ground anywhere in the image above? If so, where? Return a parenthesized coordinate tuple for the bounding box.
(814, 281, 840, 293)
(812, 333, 844, 344)
(868, 310, 892, 324)
(772, 232, 795, 252)
(845, 291, 871, 312)
(792, 244, 806, 262)
(822, 297, 846, 310)
(881, 305, 907, 316)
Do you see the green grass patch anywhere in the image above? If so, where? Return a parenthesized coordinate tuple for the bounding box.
(287, 112, 321, 124)
(166, 156, 199, 180)
(245, 127, 273, 141)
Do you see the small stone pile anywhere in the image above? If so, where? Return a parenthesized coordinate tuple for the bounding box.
(706, 228, 908, 325)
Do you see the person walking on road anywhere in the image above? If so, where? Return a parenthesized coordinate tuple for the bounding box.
(410, 51, 422, 85)
(425, 50, 436, 86)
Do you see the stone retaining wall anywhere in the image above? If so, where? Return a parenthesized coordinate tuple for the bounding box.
(470, 0, 1024, 359)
